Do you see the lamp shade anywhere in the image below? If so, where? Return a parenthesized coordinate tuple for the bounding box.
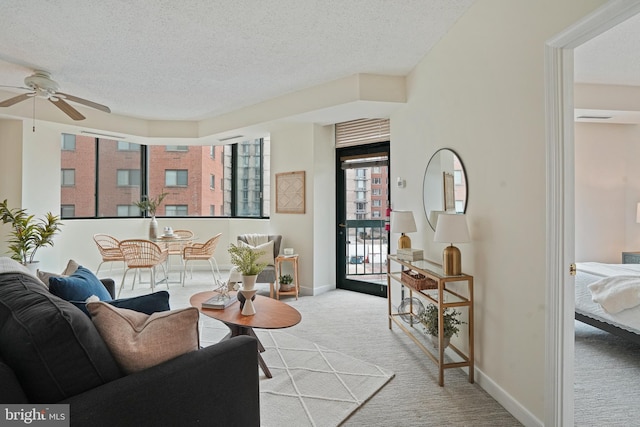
(433, 214, 470, 244)
(390, 210, 417, 233)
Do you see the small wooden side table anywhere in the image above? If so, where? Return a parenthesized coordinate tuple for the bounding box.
(275, 255, 299, 299)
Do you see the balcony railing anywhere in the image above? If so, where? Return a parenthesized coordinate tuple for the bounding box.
(344, 219, 388, 284)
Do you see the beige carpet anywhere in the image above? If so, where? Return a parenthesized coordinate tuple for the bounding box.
(255, 330, 394, 427)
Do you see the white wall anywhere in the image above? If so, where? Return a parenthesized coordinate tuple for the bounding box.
(575, 122, 640, 262)
(269, 122, 336, 296)
(390, 0, 604, 423)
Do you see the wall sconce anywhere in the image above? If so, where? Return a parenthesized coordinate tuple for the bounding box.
(434, 213, 470, 275)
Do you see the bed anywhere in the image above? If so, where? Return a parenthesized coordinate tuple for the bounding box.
(575, 262, 640, 345)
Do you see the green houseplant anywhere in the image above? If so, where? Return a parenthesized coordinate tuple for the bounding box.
(278, 274, 294, 290)
(0, 199, 63, 265)
(133, 192, 168, 239)
(133, 192, 168, 217)
(228, 244, 267, 276)
(418, 303, 465, 348)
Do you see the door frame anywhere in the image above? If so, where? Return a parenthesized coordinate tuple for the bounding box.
(544, 1, 640, 425)
(335, 142, 390, 297)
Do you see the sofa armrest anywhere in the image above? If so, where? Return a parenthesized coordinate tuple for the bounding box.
(63, 336, 260, 426)
(100, 278, 116, 299)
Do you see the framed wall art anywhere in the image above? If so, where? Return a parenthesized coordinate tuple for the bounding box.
(443, 171, 455, 212)
(276, 171, 305, 214)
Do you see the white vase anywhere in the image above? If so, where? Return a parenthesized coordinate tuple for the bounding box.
(23, 261, 40, 274)
(241, 275, 257, 291)
(428, 334, 450, 349)
(149, 216, 158, 239)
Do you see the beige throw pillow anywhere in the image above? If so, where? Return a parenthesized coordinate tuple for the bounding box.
(239, 240, 274, 266)
(36, 259, 80, 288)
(87, 302, 200, 374)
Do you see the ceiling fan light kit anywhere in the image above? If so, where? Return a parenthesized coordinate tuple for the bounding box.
(0, 70, 111, 122)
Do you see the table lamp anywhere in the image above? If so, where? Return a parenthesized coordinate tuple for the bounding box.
(391, 210, 417, 249)
(433, 213, 470, 275)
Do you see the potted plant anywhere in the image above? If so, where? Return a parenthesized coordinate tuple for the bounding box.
(228, 243, 267, 291)
(133, 192, 168, 239)
(279, 274, 294, 291)
(418, 303, 465, 348)
(0, 199, 63, 268)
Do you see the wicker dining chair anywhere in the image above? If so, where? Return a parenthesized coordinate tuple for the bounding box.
(93, 233, 125, 276)
(181, 233, 223, 287)
(118, 239, 169, 297)
(163, 229, 194, 280)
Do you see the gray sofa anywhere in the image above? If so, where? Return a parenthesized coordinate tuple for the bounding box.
(0, 266, 260, 426)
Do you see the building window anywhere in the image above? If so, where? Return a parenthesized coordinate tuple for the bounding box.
(372, 199, 381, 207)
(372, 211, 381, 218)
(61, 169, 75, 186)
(165, 205, 188, 216)
(165, 170, 188, 186)
(117, 169, 141, 186)
(210, 205, 215, 216)
(372, 188, 381, 196)
(117, 141, 140, 151)
(372, 177, 381, 185)
(61, 134, 76, 151)
(60, 135, 269, 219)
(117, 205, 139, 216)
(166, 145, 188, 152)
(60, 204, 75, 218)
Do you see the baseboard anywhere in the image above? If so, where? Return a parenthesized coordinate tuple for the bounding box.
(472, 366, 543, 427)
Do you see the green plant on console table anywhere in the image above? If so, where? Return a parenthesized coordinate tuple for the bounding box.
(0, 199, 63, 265)
(418, 304, 465, 339)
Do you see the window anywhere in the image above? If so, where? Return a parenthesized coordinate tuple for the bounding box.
(372, 188, 381, 196)
(372, 177, 381, 185)
(372, 200, 381, 207)
(165, 205, 188, 216)
(61, 134, 76, 151)
(372, 211, 381, 218)
(117, 169, 141, 186)
(166, 145, 188, 152)
(117, 141, 140, 151)
(60, 135, 269, 219)
(117, 205, 139, 216)
(165, 170, 188, 186)
(60, 205, 75, 218)
(61, 169, 75, 186)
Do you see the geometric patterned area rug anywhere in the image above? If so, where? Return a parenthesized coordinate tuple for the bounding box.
(255, 330, 395, 427)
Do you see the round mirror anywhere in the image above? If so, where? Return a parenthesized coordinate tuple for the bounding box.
(423, 148, 468, 230)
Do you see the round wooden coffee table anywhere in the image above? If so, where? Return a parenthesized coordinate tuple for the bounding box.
(190, 291, 302, 378)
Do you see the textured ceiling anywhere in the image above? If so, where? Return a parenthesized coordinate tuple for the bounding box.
(0, 0, 475, 121)
(1, 2, 637, 125)
(574, 11, 640, 87)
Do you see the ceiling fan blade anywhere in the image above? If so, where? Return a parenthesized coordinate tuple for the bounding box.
(49, 98, 85, 121)
(0, 93, 32, 107)
(57, 92, 111, 113)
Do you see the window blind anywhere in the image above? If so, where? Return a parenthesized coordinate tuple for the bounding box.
(335, 118, 390, 148)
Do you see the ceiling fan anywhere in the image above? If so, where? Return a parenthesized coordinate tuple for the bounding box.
(0, 70, 111, 121)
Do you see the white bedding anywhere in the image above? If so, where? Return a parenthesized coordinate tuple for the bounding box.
(575, 262, 640, 335)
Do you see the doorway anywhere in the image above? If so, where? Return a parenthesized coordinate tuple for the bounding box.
(335, 142, 390, 297)
(546, 3, 640, 425)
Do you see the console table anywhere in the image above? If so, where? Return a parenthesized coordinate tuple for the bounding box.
(387, 254, 474, 386)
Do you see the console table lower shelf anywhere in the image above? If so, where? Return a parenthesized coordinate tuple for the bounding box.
(387, 254, 474, 386)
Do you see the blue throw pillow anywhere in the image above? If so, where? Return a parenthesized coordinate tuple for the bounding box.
(72, 291, 171, 317)
(49, 266, 112, 302)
